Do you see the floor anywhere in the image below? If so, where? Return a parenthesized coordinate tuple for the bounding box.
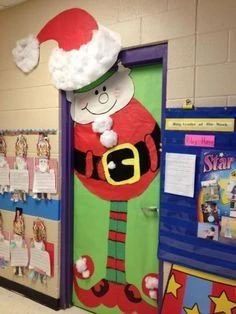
(0, 287, 90, 314)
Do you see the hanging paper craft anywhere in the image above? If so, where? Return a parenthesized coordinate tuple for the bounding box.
(10, 208, 27, 276)
(0, 212, 10, 267)
(29, 219, 51, 283)
(33, 134, 56, 200)
(10, 135, 29, 202)
(197, 150, 236, 243)
(0, 136, 10, 194)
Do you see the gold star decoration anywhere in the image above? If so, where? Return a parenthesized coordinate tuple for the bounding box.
(183, 303, 201, 314)
(209, 291, 236, 314)
(167, 273, 182, 298)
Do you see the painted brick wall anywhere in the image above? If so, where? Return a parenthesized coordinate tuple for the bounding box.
(1, 0, 235, 123)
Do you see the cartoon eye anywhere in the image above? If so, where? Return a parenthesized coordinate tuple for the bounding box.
(95, 90, 99, 95)
(103, 86, 106, 92)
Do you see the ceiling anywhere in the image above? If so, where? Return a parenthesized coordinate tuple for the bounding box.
(0, 0, 27, 10)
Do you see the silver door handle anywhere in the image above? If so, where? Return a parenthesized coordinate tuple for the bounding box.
(141, 206, 159, 215)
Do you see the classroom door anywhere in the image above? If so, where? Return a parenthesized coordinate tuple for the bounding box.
(72, 49, 163, 314)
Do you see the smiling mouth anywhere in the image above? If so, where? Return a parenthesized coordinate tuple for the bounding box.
(82, 100, 117, 115)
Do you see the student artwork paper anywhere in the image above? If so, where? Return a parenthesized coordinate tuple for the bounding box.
(0, 167, 9, 186)
(30, 248, 51, 276)
(10, 247, 28, 267)
(164, 153, 196, 198)
(10, 169, 29, 192)
(0, 240, 10, 261)
(33, 169, 56, 194)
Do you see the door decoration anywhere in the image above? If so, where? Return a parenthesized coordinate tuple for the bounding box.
(10, 134, 29, 202)
(72, 65, 160, 313)
(29, 219, 51, 284)
(33, 133, 56, 200)
(12, 7, 160, 314)
(10, 207, 28, 276)
(161, 264, 236, 314)
(0, 136, 10, 194)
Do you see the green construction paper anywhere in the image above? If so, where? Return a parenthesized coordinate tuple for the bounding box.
(73, 64, 162, 313)
(106, 268, 116, 282)
(110, 201, 128, 212)
(109, 219, 127, 233)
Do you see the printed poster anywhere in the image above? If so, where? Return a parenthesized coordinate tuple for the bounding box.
(197, 150, 236, 243)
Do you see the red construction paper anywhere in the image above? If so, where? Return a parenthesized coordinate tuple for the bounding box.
(74, 98, 160, 201)
(37, 8, 98, 51)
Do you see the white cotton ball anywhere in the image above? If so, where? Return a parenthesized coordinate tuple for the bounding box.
(75, 257, 87, 273)
(12, 35, 39, 73)
(92, 116, 113, 133)
(48, 27, 121, 91)
(149, 290, 157, 300)
(82, 270, 90, 279)
(145, 276, 159, 290)
(108, 161, 116, 169)
(100, 130, 118, 148)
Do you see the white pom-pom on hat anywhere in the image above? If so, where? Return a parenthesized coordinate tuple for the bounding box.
(92, 116, 113, 133)
(12, 35, 39, 73)
(12, 8, 121, 91)
(100, 130, 118, 148)
(75, 257, 87, 273)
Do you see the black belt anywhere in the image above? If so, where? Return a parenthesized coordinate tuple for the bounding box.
(74, 123, 160, 182)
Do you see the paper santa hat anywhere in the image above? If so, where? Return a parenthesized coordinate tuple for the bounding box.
(12, 8, 121, 91)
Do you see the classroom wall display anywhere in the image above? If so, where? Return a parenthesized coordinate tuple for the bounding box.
(0, 136, 10, 195)
(10, 135, 29, 202)
(33, 133, 56, 200)
(161, 264, 236, 314)
(0, 209, 58, 298)
(197, 150, 236, 243)
(159, 108, 236, 280)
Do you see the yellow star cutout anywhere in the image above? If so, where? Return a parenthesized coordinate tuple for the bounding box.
(167, 274, 182, 298)
(183, 303, 200, 314)
(209, 291, 236, 314)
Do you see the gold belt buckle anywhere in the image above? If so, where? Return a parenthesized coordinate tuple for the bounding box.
(102, 143, 140, 186)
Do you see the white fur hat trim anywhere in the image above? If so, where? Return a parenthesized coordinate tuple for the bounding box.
(48, 26, 121, 91)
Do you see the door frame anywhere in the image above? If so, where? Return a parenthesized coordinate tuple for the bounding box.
(60, 43, 168, 308)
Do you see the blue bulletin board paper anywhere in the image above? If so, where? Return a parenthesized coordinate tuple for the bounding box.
(159, 107, 236, 279)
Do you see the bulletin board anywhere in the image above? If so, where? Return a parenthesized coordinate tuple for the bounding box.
(159, 107, 236, 279)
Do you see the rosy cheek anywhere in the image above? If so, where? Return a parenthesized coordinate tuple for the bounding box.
(113, 88, 121, 98)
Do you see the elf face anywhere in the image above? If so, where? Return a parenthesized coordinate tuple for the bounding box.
(70, 69, 134, 124)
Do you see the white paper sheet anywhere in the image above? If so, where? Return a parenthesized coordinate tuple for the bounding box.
(29, 248, 51, 276)
(10, 169, 29, 192)
(10, 247, 28, 267)
(33, 170, 56, 194)
(164, 153, 196, 198)
(0, 240, 10, 261)
(0, 167, 9, 186)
